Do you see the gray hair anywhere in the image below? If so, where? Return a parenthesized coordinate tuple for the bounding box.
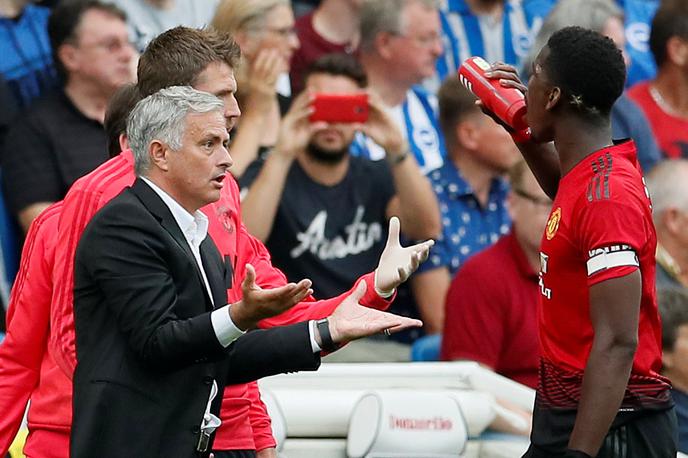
(646, 159, 688, 224)
(127, 86, 224, 176)
(524, 0, 623, 74)
(359, 0, 439, 52)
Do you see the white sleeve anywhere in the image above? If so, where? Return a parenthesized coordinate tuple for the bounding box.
(309, 320, 322, 353)
(210, 304, 245, 347)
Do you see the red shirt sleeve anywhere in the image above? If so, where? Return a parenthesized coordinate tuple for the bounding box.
(0, 203, 60, 455)
(440, 260, 504, 368)
(257, 271, 393, 328)
(230, 221, 393, 328)
(246, 382, 277, 452)
(575, 199, 648, 286)
(50, 185, 106, 378)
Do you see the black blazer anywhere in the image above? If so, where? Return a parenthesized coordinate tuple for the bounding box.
(71, 179, 320, 458)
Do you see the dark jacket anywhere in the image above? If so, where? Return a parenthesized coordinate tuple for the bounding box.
(71, 178, 320, 458)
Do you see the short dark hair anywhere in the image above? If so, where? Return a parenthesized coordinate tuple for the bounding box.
(438, 75, 478, 149)
(543, 26, 625, 117)
(48, 0, 127, 83)
(104, 83, 141, 158)
(303, 53, 368, 88)
(649, 1, 688, 68)
(658, 287, 688, 351)
(137, 27, 241, 97)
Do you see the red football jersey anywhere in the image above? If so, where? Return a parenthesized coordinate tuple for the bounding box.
(537, 140, 671, 410)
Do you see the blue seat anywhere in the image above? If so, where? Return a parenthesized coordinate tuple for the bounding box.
(411, 333, 442, 361)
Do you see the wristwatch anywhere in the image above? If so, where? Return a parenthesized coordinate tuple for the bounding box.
(315, 318, 338, 352)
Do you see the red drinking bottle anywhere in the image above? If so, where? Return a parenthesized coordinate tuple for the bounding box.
(458, 56, 528, 132)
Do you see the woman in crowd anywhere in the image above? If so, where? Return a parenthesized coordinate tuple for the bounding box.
(212, 0, 300, 176)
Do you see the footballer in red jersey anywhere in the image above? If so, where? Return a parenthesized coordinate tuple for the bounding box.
(485, 26, 677, 458)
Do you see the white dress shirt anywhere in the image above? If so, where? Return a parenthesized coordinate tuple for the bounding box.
(141, 177, 244, 347)
(141, 178, 324, 353)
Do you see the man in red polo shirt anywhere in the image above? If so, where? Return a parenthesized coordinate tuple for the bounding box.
(441, 160, 551, 390)
(486, 26, 675, 457)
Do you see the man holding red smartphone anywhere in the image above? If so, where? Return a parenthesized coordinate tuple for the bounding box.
(240, 54, 440, 359)
(309, 92, 370, 124)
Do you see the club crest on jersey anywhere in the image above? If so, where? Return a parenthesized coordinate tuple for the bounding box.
(545, 207, 561, 240)
(216, 205, 235, 234)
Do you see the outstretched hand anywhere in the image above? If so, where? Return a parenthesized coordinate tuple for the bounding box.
(374, 216, 434, 295)
(230, 264, 313, 330)
(327, 281, 423, 344)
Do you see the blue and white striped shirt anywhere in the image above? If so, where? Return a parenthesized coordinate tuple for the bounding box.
(351, 86, 446, 174)
(436, 0, 555, 81)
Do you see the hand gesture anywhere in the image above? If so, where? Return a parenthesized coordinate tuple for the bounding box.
(355, 91, 405, 154)
(327, 281, 423, 343)
(246, 48, 282, 109)
(374, 217, 434, 295)
(230, 264, 313, 330)
(273, 91, 328, 159)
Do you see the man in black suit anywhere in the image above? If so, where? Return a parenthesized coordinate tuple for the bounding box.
(71, 86, 426, 458)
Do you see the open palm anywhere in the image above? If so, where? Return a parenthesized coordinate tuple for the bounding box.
(375, 217, 434, 295)
(328, 281, 422, 343)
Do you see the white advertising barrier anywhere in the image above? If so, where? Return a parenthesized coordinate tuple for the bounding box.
(259, 389, 287, 450)
(279, 438, 530, 458)
(262, 388, 496, 438)
(448, 391, 496, 436)
(260, 363, 534, 412)
(265, 389, 363, 437)
(347, 390, 468, 458)
(259, 362, 475, 391)
(464, 366, 534, 412)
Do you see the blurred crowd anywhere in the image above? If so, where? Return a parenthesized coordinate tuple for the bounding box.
(2, 0, 688, 450)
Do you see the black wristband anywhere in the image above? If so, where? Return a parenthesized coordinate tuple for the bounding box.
(564, 450, 593, 458)
(316, 318, 338, 352)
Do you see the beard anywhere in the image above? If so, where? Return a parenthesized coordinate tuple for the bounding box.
(305, 141, 349, 164)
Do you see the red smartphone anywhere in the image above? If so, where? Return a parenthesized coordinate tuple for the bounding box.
(309, 93, 369, 123)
